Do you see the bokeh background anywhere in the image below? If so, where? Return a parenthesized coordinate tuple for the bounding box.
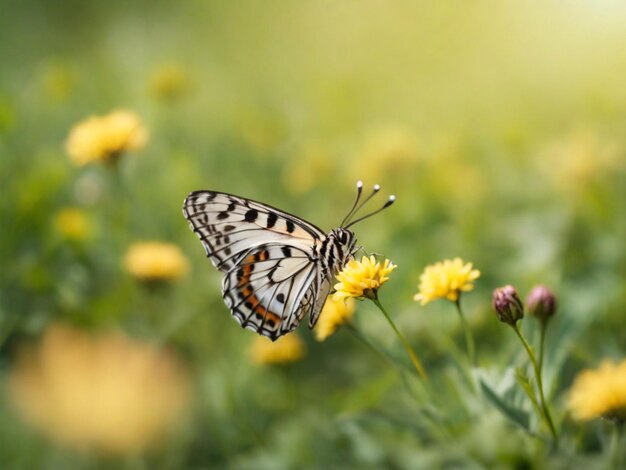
(1, 1, 625, 468)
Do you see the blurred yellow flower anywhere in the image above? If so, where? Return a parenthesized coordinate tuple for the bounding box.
(539, 130, 621, 191)
(314, 296, 356, 341)
(333, 256, 396, 301)
(8, 324, 192, 455)
(66, 110, 148, 166)
(413, 258, 480, 305)
(249, 333, 305, 365)
(54, 207, 91, 241)
(568, 359, 626, 423)
(124, 242, 189, 282)
(149, 63, 192, 102)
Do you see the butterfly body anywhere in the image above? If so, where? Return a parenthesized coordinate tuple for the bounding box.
(183, 190, 358, 340)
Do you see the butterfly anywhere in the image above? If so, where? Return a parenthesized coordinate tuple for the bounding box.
(182, 182, 395, 340)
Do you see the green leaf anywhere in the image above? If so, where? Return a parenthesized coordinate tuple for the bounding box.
(479, 378, 530, 432)
(514, 367, 543, 420)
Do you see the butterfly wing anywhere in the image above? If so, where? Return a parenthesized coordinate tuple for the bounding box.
(183, 190, 330, 339)
(183, 190, 325, 272)
(222, 243, 324, 339)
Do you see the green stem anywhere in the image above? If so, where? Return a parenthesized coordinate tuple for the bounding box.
(512, 323, 558, 445)
(538, 321, 547, 378)
(610, 422, 624, 469)
(346, 323, 431, 403)
(454, 299, 476, 366)
(372, 297, 428, 382)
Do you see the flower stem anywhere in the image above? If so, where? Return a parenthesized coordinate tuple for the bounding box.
(372, 297, 428, 382)
(610, 422, 624, 469)
(539, 321, 548, 374)
(512, 323, 558, 445)
(454, 299, 476, 366)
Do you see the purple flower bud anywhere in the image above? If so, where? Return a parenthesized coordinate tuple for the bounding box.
(492, 285, 524, 326)
(526, 285, 557, 323)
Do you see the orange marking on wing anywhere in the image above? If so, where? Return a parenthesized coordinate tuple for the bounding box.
(264, 311, 281, 325)
(238, 254, 257, 287)
(235, 251, 281, 326)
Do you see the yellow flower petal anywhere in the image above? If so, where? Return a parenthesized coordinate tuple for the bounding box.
(568, 359, 626, 422)
(333, 255, 396, 300)
(124, 242, 189, 282)
(8, 324, 191, 455)
(66, 110, 148, 166)
(314, 296, 356, 341)
(249, 334, 305, 365)
(413, 257, 480, 305)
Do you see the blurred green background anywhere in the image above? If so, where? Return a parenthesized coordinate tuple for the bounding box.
(1, 1, 625, 468)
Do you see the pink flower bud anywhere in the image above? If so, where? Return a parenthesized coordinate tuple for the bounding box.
(492, 285, 524, 326)
(526, 285, 557, 323)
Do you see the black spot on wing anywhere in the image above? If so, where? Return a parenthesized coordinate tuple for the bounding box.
(244, 209, 259, 222)
(286, 220, 295, 233)
(266, 211, 278, 228)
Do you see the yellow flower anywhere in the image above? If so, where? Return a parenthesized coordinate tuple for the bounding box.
(8, 324, 192, 455)
(54, 207, 91, 242)
(149, 63, 192, 102)
(249, 334, 305, 365)
(568, 359, 626, 423)
(124, 242, 189, 282)
(333, 256, 396, 301)
(314, 296, 356, 341)
(413, 258, 480, 305)
(66, 110, 148, 166)
(539, 130, 621, 192)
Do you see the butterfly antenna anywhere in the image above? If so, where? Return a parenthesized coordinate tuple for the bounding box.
(344, 195, 396, 229)
(341, 181, 364, 227)
(343, 183, 382, 226)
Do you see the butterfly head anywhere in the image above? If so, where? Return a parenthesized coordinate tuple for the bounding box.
(328, 227, 358, 271)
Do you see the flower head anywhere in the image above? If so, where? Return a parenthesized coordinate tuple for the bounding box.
(249, 334, 305, 365)
(492, 285, 524, 326)
(568, 359, 626, 423)
(413, 258, 480, 305)
(333, 255, 396, 301)
(8, 324, 191, 455)
(66, 110, 148, 166)
(526, 285, 557, 324)
(314, 296, 356, 341)
(54, 207, 91, 242)
(124, 242, 189, 283)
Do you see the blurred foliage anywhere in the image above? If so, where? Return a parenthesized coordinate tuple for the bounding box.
(1, 0, 626, 468)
